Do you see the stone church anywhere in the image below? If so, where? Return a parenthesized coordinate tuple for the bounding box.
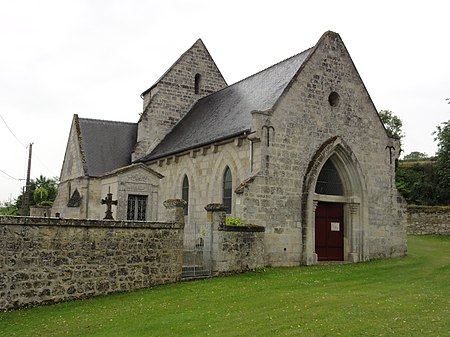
(53, 31, 407, 265)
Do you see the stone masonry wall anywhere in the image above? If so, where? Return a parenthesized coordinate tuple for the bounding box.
(0, 215, 184, 310)
(148, 137, 259, 248)
(204, 205, 265, 274)
(407, 207, 450, 235)
(211, 229, 265, 274)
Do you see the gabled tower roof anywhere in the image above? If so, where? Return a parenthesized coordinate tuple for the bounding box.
(140, 38, 227, 98)
(138, 47, 313, 162)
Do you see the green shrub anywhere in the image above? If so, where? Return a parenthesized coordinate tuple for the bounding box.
(225, 217, 244, 226)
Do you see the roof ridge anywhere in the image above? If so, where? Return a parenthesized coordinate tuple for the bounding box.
(197, 46, 314, 100)
(234, 46, 313, 85)
(78, 116, 137, 126)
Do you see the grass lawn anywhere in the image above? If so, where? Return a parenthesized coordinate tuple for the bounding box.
(1, 235, 449, 337)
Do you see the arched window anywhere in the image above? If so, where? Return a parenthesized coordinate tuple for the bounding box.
(223, 166, 232, 214)
(182, 175, 189, 215)
(194, 73, 201, 94)
(315, 158, 344, 196)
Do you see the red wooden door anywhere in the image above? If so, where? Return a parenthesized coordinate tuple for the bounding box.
(315, 202, 344, 261)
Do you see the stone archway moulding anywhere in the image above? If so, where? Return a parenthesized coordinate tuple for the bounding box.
(301, 136, 369, 265)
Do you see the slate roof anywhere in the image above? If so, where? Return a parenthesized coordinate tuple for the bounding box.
(78, 117, 137, 176)
(139, 47, 313, 162)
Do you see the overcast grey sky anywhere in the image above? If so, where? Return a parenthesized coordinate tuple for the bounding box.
(1, 0, 449, 202)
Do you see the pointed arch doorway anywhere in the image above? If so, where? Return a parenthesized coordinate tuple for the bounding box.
(302, 137, 368, 265)
(314, 158, 345, 261)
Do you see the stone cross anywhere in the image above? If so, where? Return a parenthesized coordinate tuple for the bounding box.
(101, 187, 117, 220)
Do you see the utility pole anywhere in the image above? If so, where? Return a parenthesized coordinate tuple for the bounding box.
(21, 142, 33, 216)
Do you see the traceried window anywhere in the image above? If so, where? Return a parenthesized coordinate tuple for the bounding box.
(182, 175, 189, 215)
(127, 195, 148, 221)
(194, 73, 201, 94)
(223, 166, 232, 214)
(315, 159, 344, 196)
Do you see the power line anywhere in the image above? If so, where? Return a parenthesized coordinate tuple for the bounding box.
(1, 113, 55, 175)
(0, 113, 26, 148)
(0, 168, 23, 181)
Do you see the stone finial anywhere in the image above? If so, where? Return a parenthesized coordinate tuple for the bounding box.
(205, 203, 226, 228)
(163, 199, 187, 225)
(204, 203, 227, 212)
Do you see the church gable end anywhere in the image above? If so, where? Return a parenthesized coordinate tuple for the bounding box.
(241, 31, 405, 264)
(133, 39, 228, 161)
(269, 31, 393, 163)
(277, 31, 387, 140)
(59, 114, 87, 182)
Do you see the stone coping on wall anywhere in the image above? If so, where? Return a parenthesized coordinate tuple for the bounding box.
(0, 215, 182, 229)
(406, 206, 450, 235)
(219, 224, 265, 232)
(407, 205, 450, 214)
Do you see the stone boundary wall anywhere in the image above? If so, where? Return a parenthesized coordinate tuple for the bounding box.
(205, 203, 265, 274)
(0, 215, 184, 310)
(407, 206, 450, 235)
(212, 229, 265, 274)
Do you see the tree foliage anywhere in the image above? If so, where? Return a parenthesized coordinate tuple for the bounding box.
(433, 119, 450, 205)
(34, 187, 49, 205)
(396, 119, 450, 206)
(6, 175, 59, 214)
(379, 110, 404, 140)
(396, 160, 439, 205)
(403, 151, 429, 160)
(0, 200, 19, 215)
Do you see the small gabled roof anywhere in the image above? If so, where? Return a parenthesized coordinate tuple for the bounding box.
(103, 163, 164, 179)
(77, 116, 137, 176)
(139, 47, 313, 162)
(140, 39, 226, 98)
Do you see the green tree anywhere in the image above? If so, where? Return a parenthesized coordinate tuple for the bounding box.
(34, 175, 58, 202)
(379, 110, 404, 140)
(395, 160, 438, 205)
(403, 151, 429, 160)
(434, 119, 450, 205)
(34, 187, 49, 205)
(14, 175, 58, 210)
(0, 200, 19, 215)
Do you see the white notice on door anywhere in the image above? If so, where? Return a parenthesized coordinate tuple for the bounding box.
(331, 222, 340, 231)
